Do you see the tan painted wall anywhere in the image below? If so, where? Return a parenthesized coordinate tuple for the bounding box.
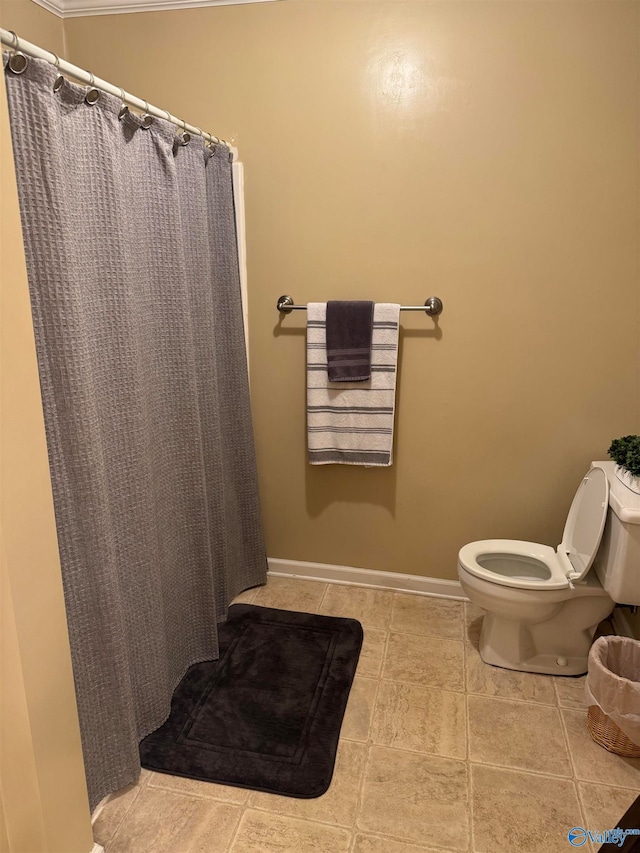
(0, 3, 94, 850)
(0, 6, 636, 843)
(0, 0, 66, 54)
(66, 1, 640, 581)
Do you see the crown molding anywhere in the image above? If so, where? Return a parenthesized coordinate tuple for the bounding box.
(31, 0, 279, 19)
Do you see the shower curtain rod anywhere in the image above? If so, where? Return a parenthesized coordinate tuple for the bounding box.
(1, 28, 236, 157)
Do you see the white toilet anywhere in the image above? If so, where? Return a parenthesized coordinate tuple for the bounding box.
(458, 462, 640, 675)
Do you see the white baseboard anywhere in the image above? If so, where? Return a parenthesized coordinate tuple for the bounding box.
(91, 799, 106, 825)
(91, 845, 105, 853)
(267, 557, 467, 600)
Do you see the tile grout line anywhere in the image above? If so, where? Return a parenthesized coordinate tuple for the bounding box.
(389, 592, 399, 635)
(465, 689, 556, 707)
(462, 607, 471, 764)
(466, 757, 574, 782)
(379, 673, 466, 694)
(313, 581, 331, 614)
(558, 702, 580, 780)
(146, 780, 248, 807)
(561, 702, 598, 853)
(465, 691, 566, 710)
(350, 824, 460, 852)
(359, 667, 379, 748)
(573, 777, 640, 792)
(365, 627, 386, 680)
(468, 759, 476, 853)
(388, 627, 464, 644)
(386, 626, 468, 642)
(463, 612, 475, 853)
(378, 625, 392, 688)
(346, 702, 374, 853)
(225, 801, 248, 853)
(342, 732, 640, 789)
(558, 703, 596, 849)
(243, 799, 356, 834)
(573, 778, 596, 853)
(349, 734, 470, 765)
(351, 631, 390, 842)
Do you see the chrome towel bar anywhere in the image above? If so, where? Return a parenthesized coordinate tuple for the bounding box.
(277, 295, 443, 316)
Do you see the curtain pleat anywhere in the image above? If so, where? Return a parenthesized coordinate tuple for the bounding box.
(4, 54, 267, 809)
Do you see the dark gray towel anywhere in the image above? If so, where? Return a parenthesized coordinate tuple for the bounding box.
(326, 300, 375, 382)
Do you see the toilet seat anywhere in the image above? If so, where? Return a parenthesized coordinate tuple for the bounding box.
(458, 540, 570, 590)
(458, 466, 610, 593)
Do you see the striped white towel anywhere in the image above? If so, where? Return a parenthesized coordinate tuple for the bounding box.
(307, 302, 401, 466)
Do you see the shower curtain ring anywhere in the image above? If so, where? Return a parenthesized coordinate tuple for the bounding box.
(118, 87, 129, 120)
(52, 52, 65, 92)
(85, 71, 99, 105)
(141, 101, 153, 129)
(180, 119, 190, 145)
(7, 32, 28, 75)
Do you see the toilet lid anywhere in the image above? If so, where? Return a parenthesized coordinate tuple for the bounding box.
(559, 465, 609, 581)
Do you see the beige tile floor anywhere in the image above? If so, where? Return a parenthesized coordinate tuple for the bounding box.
(93, 577, 640, 853)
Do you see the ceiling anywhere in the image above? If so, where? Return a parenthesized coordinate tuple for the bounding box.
(32, 0, 279, 19)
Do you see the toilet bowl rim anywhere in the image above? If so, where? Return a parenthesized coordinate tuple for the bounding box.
(457, 539, 569, 590)
(458, 559, 570, 595)
(458, 561, 611, 601)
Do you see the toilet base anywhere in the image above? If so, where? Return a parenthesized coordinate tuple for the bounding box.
(459, 560, 615, 677)
(478, 609, 611, 676)
(479, 635, 589, 676)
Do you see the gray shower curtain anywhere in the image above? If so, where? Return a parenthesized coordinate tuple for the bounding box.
(4, 55, 267, 809)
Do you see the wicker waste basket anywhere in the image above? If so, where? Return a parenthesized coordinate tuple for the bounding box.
(585, 635, 640, 758)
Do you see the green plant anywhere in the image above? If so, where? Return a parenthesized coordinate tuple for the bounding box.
(608, 435, 640, 477)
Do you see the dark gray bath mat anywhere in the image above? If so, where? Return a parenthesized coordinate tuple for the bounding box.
(139, 604, 363, 798)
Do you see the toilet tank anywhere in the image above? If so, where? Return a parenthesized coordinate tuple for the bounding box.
(591, 461, 640, 605)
